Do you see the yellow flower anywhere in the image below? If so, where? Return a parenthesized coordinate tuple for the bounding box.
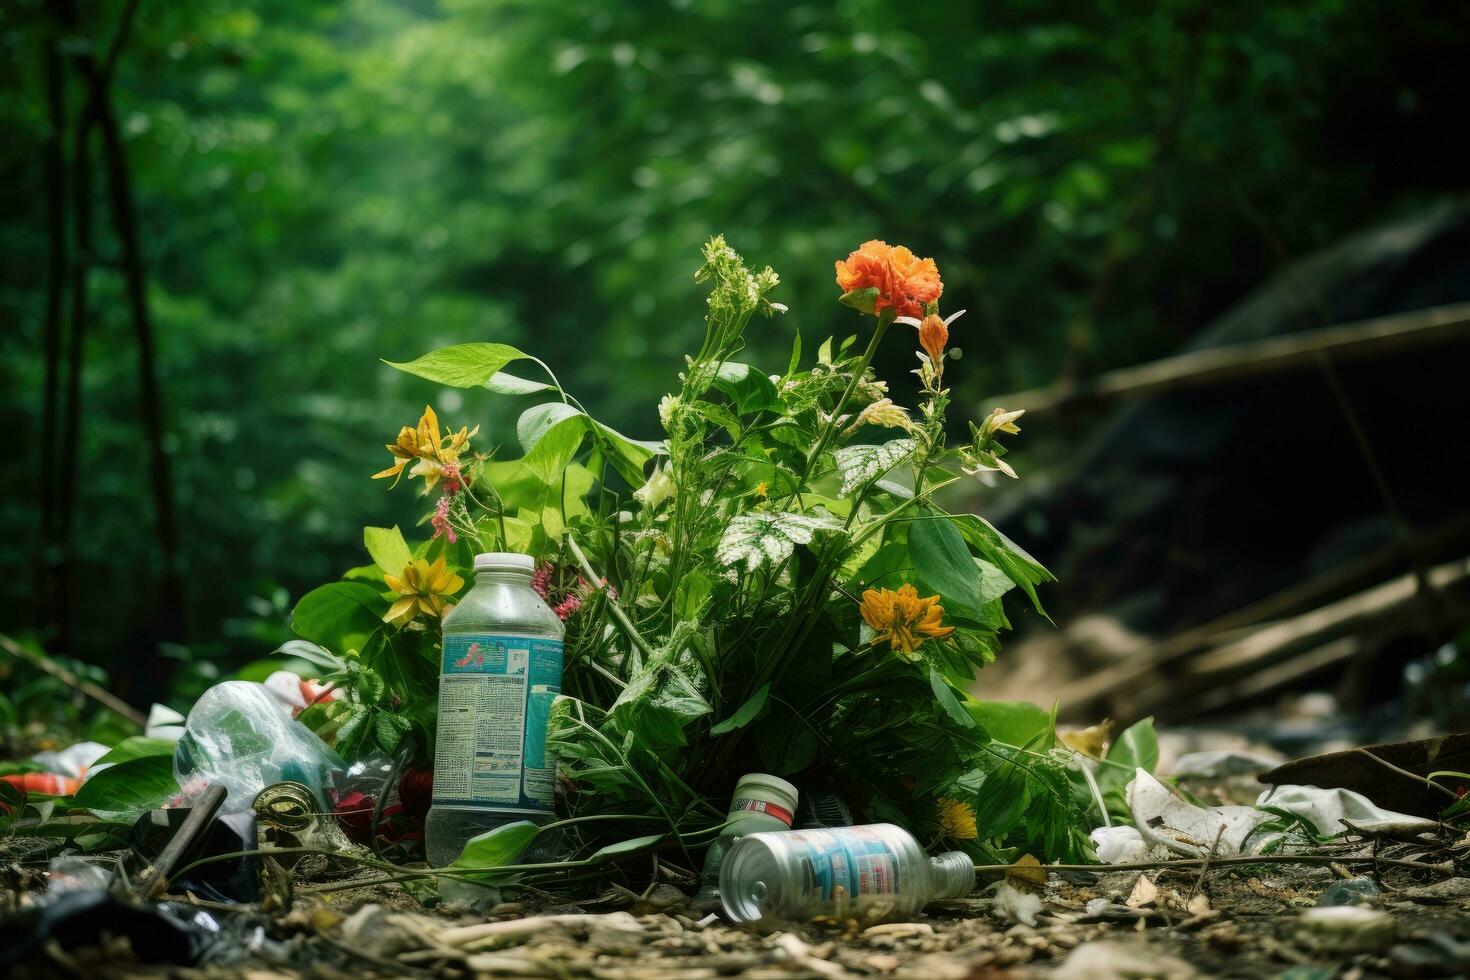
(937, 797, 978, 840)
(754, 481, 769, 499)
(383, 556, 464, 625)
(372, 405, 479, 492)
(859, 583, 955, 656)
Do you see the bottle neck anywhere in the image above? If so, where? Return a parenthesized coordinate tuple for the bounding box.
(928, 851, 976, 900)
(475, 569, 532, 587)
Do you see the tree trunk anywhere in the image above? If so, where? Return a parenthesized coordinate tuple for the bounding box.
(39, 39, 68, 629)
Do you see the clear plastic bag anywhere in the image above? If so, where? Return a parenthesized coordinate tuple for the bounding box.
(173, 681, 344, 813)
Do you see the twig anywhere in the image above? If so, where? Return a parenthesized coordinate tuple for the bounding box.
(1356, 748, 1460, 801)
(1187, 826, 1227, 901)
(0, 631, 147, 727)
(975, 854, 1457, 877)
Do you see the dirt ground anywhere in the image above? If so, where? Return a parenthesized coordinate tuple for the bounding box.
(8, 853, 1470, 979)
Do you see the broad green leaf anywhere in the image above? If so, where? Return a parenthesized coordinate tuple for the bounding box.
(290, 582, 386, 654)
(522, 414, 588, 484)
(452, 820, 540, 869)
(713, 362, 778, 414)
(716, 512, 841, 573)
(968, 701, 1054, 750)
(94, 737, 175, 766)
(592, 420, 663, 485)
(967, 757, 1030, 840)
(953, 515, 1054, 617)
(833, 439, 916, 496)
(1098, 717, 1158, 799)
(385, 343, 528, 388)
(857, 541, 918, 591)
(709, 683, 771, 735)
(74, 756, 178, 813)
(909, 511, 984, 613)
(485, 371, 553, 395)
(271, 639, 344, 672)
(591, 833, 666, 861)
(364, 526, 412, 575)
(929, 668, 977, 728)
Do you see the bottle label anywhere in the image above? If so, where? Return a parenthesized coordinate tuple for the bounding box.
(431, 633, 563, 810)
(788, 828, 902, 906)
(731, 798, 794, 826)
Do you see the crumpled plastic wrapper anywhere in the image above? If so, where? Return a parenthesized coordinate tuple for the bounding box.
(173, 681, 344, 814)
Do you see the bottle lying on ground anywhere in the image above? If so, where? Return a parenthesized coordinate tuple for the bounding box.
(720, 823, 975, 925)
(425, 552, 564, 867)
(692, 773, 799, 912)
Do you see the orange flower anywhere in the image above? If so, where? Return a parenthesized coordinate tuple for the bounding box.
(918, 313, 948, 365)
(835, 240, 943, 318)
(860, 583, 956, 656)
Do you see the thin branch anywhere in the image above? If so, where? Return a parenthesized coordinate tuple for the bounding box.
(0, 631, 147, 727)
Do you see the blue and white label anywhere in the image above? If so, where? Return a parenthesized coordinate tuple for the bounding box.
(431, 633, 563, 810)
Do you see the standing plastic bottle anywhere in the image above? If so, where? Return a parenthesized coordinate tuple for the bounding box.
(425, 552, 564, 867)
(720, 823, 974, 924)
(692, 773, 799, 911)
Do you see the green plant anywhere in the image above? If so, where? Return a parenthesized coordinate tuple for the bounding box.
(286, 236, 1094, 863)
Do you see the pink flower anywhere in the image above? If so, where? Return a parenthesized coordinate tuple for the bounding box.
(431, 495, 457, 543)
(531, 563, 554, 600)
(441, 461, 464, 495)
(552, 593, 582, 620)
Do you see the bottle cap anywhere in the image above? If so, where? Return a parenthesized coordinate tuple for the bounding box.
(730, 773, 799, 827)
(929, 850, 976, 900)
(473, 552, 536, 572)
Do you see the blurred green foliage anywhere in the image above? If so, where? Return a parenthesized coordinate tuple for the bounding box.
(1, 0, 1465, 703)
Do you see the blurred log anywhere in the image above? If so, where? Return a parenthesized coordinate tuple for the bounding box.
(1054, 514, 1470, 719)
(1117, 555, 1470, 720)
(995, 301, 1470, 414)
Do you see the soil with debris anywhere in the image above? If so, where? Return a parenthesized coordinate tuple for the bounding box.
(6, 848, 1470, 979)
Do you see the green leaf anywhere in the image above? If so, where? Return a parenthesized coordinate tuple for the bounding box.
(838, 287, 880, 314)
(290, 582, 386, 653)
(516, 403, 589, 484)
(485, 371, 553, 395)
(364, 526, 412, 575)
(909, 511, 985, 614)
(452, 820, 541, 869)
(953, 515, 1054, 617)
(967, 701, 1054, 750)
(1098, 717, 1158, 798)
(591, 833, 665, 861)
(94, 737, 175, 766)
(833, 439, 916, 496)
(709, 683, 771, 735)
(591, 420, 663, 486)
(73, 756, 178, 813)
(384, 343, 528, 388)
(929, 668, 977, 728)
(713, 362, 778, 414)
(271, 639, 345, 673)
(716, 511, 841, 573)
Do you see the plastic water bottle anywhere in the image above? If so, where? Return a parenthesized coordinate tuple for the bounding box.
(425, 552, 564, 867)
(720, 823, 975, 924)
(692, 773, 799, 911)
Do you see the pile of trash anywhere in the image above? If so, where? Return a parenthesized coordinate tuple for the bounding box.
(2, 678, 1467, 976)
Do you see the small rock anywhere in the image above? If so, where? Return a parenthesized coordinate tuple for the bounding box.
(1295, 906, 1396, 954)
(862, 922, 934, 940)
(1315, 876, 1380, 907)
(1053, 940, 1197, 979)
